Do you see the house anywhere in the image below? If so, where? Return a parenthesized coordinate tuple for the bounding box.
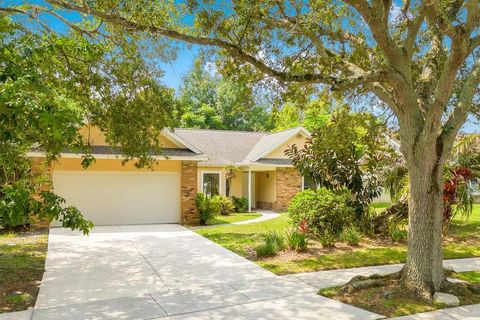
(29, 126, 311, 225)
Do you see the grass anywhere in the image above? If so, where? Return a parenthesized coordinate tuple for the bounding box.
(0, 228, 48, 313)
(196, 204, 480, 275)
(207, 212, 262, 226)
(449, 204, 480, 239)
(370, 202, 391, 213)
(319, 272, 480, 317)
(451, 271, 480, 283)
(196, 213, 290, 256)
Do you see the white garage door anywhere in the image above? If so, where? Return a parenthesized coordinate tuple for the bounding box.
(53, 171, 180, 225)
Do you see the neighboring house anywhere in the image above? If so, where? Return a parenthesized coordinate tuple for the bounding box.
(29, 126, 310, 225)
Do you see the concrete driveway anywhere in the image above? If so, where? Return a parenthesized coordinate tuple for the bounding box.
(31, 225, 382, 320)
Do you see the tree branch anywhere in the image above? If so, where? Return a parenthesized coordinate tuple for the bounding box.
(404, 2, 427, 57)
(442, 57, 480, 153)
(424, 0, 457, 38)
(28, 0, 380, 89)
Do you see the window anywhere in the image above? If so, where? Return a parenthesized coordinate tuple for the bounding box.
(302, 175, 317, 190)
(202, 172, 220, 197)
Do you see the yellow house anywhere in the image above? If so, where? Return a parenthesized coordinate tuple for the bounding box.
(29, 126, 311, 225)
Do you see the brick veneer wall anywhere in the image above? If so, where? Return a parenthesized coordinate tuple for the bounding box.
(181, 161, 199, 224)
(256, 201, 274, 210)
(273, 167, 302, 211)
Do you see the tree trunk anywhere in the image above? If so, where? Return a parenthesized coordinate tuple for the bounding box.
(402, 143, 445, 299)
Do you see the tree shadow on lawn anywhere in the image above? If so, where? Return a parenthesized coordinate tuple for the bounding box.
(0, 229, 48, 313)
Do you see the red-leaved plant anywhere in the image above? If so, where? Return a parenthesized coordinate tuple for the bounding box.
(298, 220, 309, 234)
(443, 167, 476, 233)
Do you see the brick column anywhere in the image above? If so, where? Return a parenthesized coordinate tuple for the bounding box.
(181, 161, 199, 224)
(274, 167, 302, 211)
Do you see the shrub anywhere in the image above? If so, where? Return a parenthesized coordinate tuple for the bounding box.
(288, 188, 354, 247)
(213, 195, 235, 215)
(232, 196, 248, 212)
(318, 232, 338, 247)
(390, 226, 408, 242)
(195, 193, 220, 225)
(0, 181, 31, 228)
(255, 230, 285, 257)
(263, 230, 285, 250)
(341, 226, 362, 246)
(0, 183, 93, 235)
(255, 242, 277, 258)
(386, 219, 408, 242)
(286, 229, 308, 251)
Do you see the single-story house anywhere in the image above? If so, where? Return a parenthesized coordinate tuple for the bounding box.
(29, 126, 311, 225)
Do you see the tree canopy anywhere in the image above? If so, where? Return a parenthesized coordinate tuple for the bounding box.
(178, 57, 272, 131)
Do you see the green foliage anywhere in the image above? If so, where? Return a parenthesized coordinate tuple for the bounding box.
(286, 229, 308, 252)
(288, 188, 355, 247)
(340, 226, 362, 246)
(0, 181, 31, 228)
(213, 195, 235, 216)
(255, 242, 277, 258)
(0, 182, 93, 234)
(256, 230, 285, 257)
(195, 193, 220, 225)
(178, 56, 271, 131)
(273, 98, 331, 132)
(38, 192, 93, 235)
(287, 107, 388, 219)
(389, 223, 408, 243)
(263, 230, 285, 250)
(232, 196, 248, 213)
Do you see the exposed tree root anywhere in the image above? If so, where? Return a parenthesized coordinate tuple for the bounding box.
(339, 270, 403, 294)
(340, 268, 480, 303)
(441, 278, 480, 294)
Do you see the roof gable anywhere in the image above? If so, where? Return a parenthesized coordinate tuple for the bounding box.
(243, 127, 311, 163)
(168, 126, 310, 165)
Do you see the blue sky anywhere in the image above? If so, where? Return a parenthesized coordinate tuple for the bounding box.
(158, 46, 198, 91)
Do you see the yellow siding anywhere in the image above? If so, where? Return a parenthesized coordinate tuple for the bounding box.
(55, 158, 182, 172)
(230, 174, 243, 198)
(78, 125, 181, 148)
(264, 135, 308, 159)
(255, 171, 276, 202)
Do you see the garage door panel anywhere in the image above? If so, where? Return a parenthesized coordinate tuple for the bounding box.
(52, 171, 180, 225)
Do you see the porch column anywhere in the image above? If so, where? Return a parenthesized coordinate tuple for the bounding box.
(248, 166, 252, 212)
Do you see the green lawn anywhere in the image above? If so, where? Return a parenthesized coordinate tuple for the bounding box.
(449, 204, 480, 239)
(0, 229, 48, 313)
(197, 213, 291, 255)
(370, 202, 391, 213)
(207, 212, 262, 226)
(451, 270, 480, 283)
(196, 204, 480, 275)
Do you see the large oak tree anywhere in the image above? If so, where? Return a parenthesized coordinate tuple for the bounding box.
(3, 0, 479, 298)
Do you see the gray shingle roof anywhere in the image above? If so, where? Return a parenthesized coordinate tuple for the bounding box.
(172, 128, 267, 164)
(172, 127, 308, 165)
